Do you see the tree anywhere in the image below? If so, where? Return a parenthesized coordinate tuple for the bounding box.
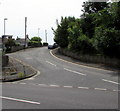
(53, 17, 75, 48)
(94, 9, 113, 28)
(81, 1, 108, 17)
(93, 26, 120, 57)
(29, 37, 42, 47)
(31, 37, 42, 42)
(110, 2, 120, 30)
(80, 13, 95, 38)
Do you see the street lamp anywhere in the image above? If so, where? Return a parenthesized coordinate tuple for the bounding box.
(4, 18, 8, 35)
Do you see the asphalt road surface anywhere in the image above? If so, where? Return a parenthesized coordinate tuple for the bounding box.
(2, 47, 119, 110)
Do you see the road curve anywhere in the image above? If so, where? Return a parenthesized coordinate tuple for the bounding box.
(2, 47, 119, 109)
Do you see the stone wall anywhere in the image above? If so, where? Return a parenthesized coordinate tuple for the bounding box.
(58, 48, 120, 68)
(11, 46, 24, 52)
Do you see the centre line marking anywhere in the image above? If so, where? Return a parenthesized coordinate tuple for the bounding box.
(94, 88, 107, 91)
(63, 86, 73, 88)
(19, 83, 26, 85)
(49, 85, 60, 87)
(113, 90, 120, 92)
(78, 87, 89, 89)
(38, 84, 47, 86)
(46, 61, 56, 67)
(64, 68, 86, 76)
(0, 96, 40, 105)
(102, 79, 120, 85)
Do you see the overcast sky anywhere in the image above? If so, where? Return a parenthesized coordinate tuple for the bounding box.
(0, 0, 86, 44)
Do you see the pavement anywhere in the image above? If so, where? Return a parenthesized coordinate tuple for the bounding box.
(1, 47, 119, 110)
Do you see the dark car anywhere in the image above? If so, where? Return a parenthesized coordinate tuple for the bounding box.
(48, 43, 58, 49)
(48, 45, 54, 49)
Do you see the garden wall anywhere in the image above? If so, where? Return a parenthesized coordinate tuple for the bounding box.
(58, 48, 120, 68)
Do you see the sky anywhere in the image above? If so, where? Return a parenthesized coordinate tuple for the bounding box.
(0, 0, 86, 44)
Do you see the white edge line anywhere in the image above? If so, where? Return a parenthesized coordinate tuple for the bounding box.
(28, 71, 40, 80)
(64, 68, 86, 76)
(0, 96, 40, 105)
(102, 79, 120, 85)
(50, 49, 114, 72)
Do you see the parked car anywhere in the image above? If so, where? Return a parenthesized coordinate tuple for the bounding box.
(48, 43, 58, 49)
(48, 45, 54, 49)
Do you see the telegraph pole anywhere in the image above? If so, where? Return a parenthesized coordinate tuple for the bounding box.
(25, 17, 27, 48)
(45, 29, 47, 43)
(38, 28, 40, 37)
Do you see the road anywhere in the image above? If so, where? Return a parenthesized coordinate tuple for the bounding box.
(2, 47, 119, 109)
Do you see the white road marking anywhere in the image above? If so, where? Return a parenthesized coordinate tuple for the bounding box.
(3, 82, 118, 92)
(27, 78, 34, 80)
(63, 86, 73, 88)
(0, 96, 40, 105)
(38, 84, 47, 86)
(49, 84, 60, 87)
(64, 68, 86, 76)
(94, 88, 107, 91)
(102, 79, 119, 85)
(78, 87, 89, 89)
(46, 61, 56, 67)
(19, 83, 26, 85)
(27, 71, 40, 80)
(113, 90, 120, 92)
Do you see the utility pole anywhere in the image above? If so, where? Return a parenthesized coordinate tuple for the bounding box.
(25, 17, 27, 48)
(45, 29, 47, 43)
(4, 18, 8, 35)
(38, 28, 40, 37)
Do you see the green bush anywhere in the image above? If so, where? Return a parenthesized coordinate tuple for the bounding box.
(18, 72, 24, 78)
(93, 26, 120, 57)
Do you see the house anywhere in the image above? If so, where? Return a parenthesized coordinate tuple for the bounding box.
(15, 35, 30, 47)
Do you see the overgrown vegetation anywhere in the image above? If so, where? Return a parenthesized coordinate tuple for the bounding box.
(53, 1, 120, 59)
(5, 38, 20, 52)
